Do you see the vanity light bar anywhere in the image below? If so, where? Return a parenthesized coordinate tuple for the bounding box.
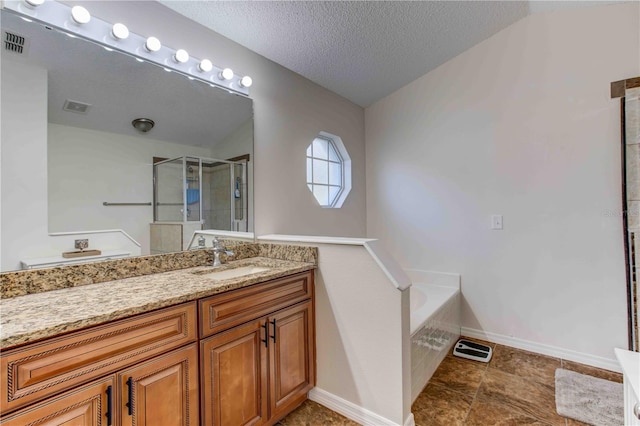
(3, 0, 253, 96)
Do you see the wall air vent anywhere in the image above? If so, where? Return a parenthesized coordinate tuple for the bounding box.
(63, 99, 92, 114)
(3, 30, 28, 55)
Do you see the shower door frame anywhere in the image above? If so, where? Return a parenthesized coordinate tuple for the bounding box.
(153, 156, 203, 224)
(153, 155, 248, 231)
(611, 76, 640, 352)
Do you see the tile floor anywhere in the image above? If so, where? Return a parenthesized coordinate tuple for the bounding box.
(280, 337, 623, 426)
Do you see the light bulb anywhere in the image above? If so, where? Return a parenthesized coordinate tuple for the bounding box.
(219, 68, 234, 81)
(198, 59, 213, 73)
(24, 0, 44, 8)
(174, 49, 189, 64)
(71, 6, 91, 24)
(145, 37, 161, 52)
(239, 76, 253, 88)
(111, 23, 129, 40)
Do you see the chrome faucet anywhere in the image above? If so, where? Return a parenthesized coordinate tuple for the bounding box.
(212, 237, 234, 267)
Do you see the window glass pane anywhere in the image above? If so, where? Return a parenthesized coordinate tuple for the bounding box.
(313, 159, 328, 184)
(329, 162, 342, 186)
(308, 183, 313, 192)
(306, 158, 313, 183)
(313, 185, 329, 206)
(306, 144, 313, 157)
(329, 185, 341, 206)
(312, 138, 329, 160)
(328, 142, 340, 162)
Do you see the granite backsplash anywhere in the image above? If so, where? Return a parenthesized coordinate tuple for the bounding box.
(0, 241, 317, 299)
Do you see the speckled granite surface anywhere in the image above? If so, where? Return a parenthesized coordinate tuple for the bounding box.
(0, 242, 315, 298)
(0, 257, 315, 349)
(259, 243, 318, 264)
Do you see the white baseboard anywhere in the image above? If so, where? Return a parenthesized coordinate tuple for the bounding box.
(461, 327, 622, 373)
(404, 413, 415, 426)
(308, 387, 413, 426)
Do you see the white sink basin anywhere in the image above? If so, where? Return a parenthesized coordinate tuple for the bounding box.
(195, 265, 271, 280)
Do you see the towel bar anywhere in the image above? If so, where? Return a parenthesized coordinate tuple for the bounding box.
(103, 202, 152, 206)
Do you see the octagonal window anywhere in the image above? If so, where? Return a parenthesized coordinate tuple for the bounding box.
(306, 132, 351, 208)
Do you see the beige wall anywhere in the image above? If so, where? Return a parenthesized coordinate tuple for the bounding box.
(78, 1, 367, 238)
(365, 2, 639, 367)
(48, 123, 213, 255)
(0, 58, 48, 271)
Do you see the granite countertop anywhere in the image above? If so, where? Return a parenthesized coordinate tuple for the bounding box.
(0, 257, 314, 349)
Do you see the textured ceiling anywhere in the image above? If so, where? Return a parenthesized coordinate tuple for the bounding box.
(160, 1, 626, 107)
(160, 1, 530, 107)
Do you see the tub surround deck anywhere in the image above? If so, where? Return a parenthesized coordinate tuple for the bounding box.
(0, 242, 317, 349)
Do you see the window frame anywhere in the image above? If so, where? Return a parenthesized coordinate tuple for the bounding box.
(305, 132, 351, 208)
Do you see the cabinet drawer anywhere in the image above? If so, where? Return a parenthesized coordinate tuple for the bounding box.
(0, 375, 114, 426)
(1, 302, 197, 414)
(199, 271, 313, 338)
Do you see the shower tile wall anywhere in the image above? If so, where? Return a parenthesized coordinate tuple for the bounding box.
(203, 166, 232, 230)
(627, 87, 640, 350)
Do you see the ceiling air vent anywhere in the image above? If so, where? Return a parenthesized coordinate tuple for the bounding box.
(3, 30, 28, 55)
(63, 99, 92, 114)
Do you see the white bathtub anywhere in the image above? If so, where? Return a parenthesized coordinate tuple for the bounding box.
(410, 283, 459, 335)
(406, 270, 461, 402)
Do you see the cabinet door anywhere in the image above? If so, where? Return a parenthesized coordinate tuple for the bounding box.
(0, 376, 115, 426)
(268, 300, 315, 419)
(119, 344, 199, 426)
(200, 319, 268, 426)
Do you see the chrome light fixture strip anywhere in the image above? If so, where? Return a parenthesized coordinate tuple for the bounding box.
(2, 0, 252, 96)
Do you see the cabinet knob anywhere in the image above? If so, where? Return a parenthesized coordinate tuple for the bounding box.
(634, 402, 640, 420)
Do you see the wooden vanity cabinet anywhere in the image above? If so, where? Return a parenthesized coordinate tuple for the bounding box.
(0, 269, 315, 426)
(1, 344, 199, 426)
(199, 271, 315, 426)
(0, 376, 114, 426)
(119, 343, 199, 426)
(0, 302, 198, 425)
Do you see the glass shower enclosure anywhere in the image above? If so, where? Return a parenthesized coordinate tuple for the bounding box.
(153, 156, 248, 232)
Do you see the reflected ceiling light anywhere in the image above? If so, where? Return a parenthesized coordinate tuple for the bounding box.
(219, 68, 234, 81)
(239, 76, 253, 88)
(24, 0, 45, 8)
(70, 6, 91, 24)
(135, 58, 144, 63)
(144, 36, 161, 52)
(174, 49, 189, 64)
(111, 23, 129, 40)
(132, 118, 154, 133)
(198, 59, 213, 73)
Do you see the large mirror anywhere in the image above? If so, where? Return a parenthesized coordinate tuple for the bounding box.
(0, 9, 254, 271)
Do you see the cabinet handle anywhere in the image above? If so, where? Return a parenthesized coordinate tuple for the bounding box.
(261, 322, 269, 348)
(634, 402, 640, 420)
(126, 376, 134, 416)
(270, 319, 277, 343)
(105, 385, 113, 426)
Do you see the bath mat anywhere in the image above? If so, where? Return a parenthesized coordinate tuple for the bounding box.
(555, 368, 623, 426)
